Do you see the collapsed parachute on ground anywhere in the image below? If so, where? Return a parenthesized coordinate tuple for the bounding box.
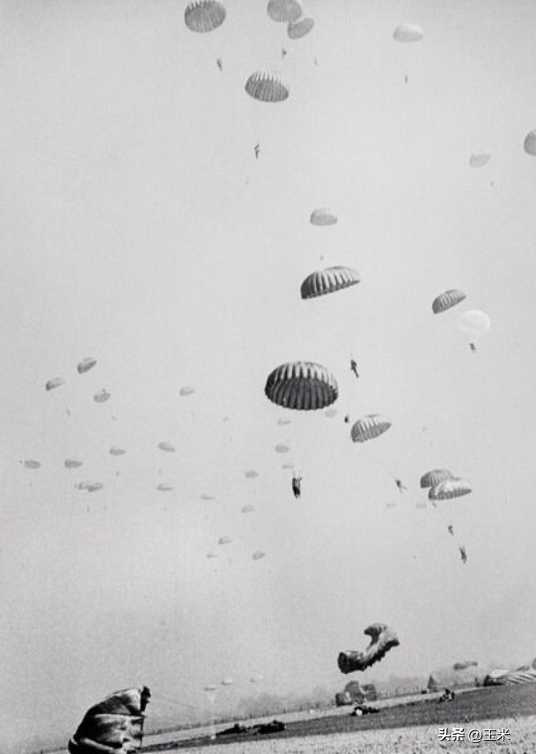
(184, 1, 226, 33)
(252, 550, 266, 560)
(24, 459, 41, 469)
(68, 686, 151, 754)
(458, 309, 491, 350)
(46, 377, 65, 391)
(338, 624, 400, 674)
(288, 16, 314, 38)
(524, 130, 536, 156)
(65, 458, 83, 469)
(432, 289, 466, 314)
(429, 478, 472, 500)
(351, 414, 392, 443)
(484, 665, 536, 686)
(245, 72, 289, 103)
(301, 266, 360, 299)
(77, 357, 97, 374)
(265, 361, 338, 410)
(393, 23, 423, 42)
(420, 469, 455, 489)
(94, 389, 111, 403)
(454, 661, 478, 671)
(310, 208, 337, 226)
(267, 0, 302, 22)
(469, 154, 491, 168)
(242, 504, 255, 513)
(109, 446, 126, 456)
(158, 441, 176, 453)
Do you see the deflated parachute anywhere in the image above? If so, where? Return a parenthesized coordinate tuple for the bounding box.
(265, 361, 338, 410)
(338, 623, 400, 674)
(184, 1, 226, 33)
(301, 266, 360, 299)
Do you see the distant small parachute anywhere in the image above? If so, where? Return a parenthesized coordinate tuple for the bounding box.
(158, 441, 176, 453)
(429, 478, 472, 500)
(310, 208, 337, 226)
(267, 0, 302, 23)
(252, 550, 266, 560)
(184, 1, 226, 33)
(277, 418, 292, 425)
(338, 623, 400, 674)
(275, 443, 290, 454)
(250, 675, 263, 684)
(454, 661, 478, 671)
(221, 678, 234, 686)
(287, 16, 314, 38)
(265, 361, 338, 411)
(218, 536, 232, 545)
(393, 23, 423, 43)
(242, 504, 255, 513)
(46, 377, 65, 391)
(245, 470, 259, 479)
(282, 463, 294, 469)
(65, 458, 83, 469)
(301, 266, 360, 300)
(420, 469, 455, 489)
(351, 414, 392, 443)
(325, 408, 337, 418)
(24, 459, 41, 469)
(469, 154, 490, 169)
(200, 493, 215, 500)
(432, 289, 466, 314)
(207, 552, 218, 559)
(94, 389, 111, 403)
(458, 310, 491, 351)
(86, 482, 104, 493)
(157, 483, 174, 492)
(245, 72, 289, 103)
(180, 386, 195, 396)
(77, 357, 97, 374)
(415, 501, 427, 509)
(524, 130, 536, 156)
(109, 446, 126, 456)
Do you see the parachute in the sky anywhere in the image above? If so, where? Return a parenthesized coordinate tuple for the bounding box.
(325, 408, 337, 418)
(275, 443, 290, 454)
(457, 310, 491, 350)
(201, 493, 215, 500)
(252, 550, 266, 560)
(453, 661, 478, 671)
(245, 470, 259, 479)
(77, 357, 97, 374)
(277, 418, 292, 425)
(65, 458, 83, 469)
(94, 389, 111, 403)
(218, 536, 232, 545)
(420, 469, 455, 489)
(86, 482, 104, 493)
(207, 552, 218, 559)
(287, 16, 314, 38)
(180, 386, 195, 396)
(158, 441, 176, 453)
(109, 446, 126, 456)
(184, 1, 226, 33)
(432, 289, 466, 314)
(267, 0, 302, 23)
(68, 686, 151, 754)
(250, 674, 263, 684)
(351, 414, 392, 443)
(157, 483, 174, 492)
(301, 266, 360, 299)
(415, 501, 427, 509)
(310, 208, 337, 226)
(24, 459, 41, 469)
(282, 462, 294, 469)
(469, 154, 491, 169)
(265, 361, 338, 410)
(338, 623, 400, 674)
(46, 377, 65, 391)
(393, 23, 423, 43)
(245, 72, 289, 103)
(429, 478, 472, 501)
(524, 130, 536, 156)
(242, 504, 255, 513)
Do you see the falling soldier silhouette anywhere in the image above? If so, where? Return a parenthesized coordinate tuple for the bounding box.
(395, 478, 407, 493)
(292, 475, 302, 499)
(350, 359, 359, 379)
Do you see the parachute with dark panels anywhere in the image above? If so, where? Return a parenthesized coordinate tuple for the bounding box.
(265, 361, 338, 410)
(429, 478, 472, 501)
(338, 623, 400, 674)
(393, 23, 423, 43)
(245, 72, 289, 103)
(301, 266, 360, 299)
(420, 469, 455, 489)
(77, 357, 97, 374)
(46, 377, 65, 391)
(432, 289, 466, 314)
(310, 208, 337, 226)
(351, 414, 391, 443)
(184, 1, 226, 33)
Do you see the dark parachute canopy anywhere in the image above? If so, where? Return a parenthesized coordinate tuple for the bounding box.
(265, 361, 338, 410)
(245, 72, 289, 103)
(184, 1, 226, 33)
(301, 266, 360, 299)
(77, 357, 97, 374)
(420, 469, 455, 489)
(432, 289, 466, 314)
(46, 377, 65, 391)
(338, 623, 400, 674)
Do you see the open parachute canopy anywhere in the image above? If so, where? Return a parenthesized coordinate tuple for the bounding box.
(338, 623, 400, 674)
(267, 0, 302, 23)
(432, 289, 466, 314)
(94, 389, 111, 403)
(265, 361, 338, 410)
(245, 72, 289, 102)
(77, 357, 97, 374)
(420, 468, 455, 489)
(310, 208, 337, 226)
(65, 458, 83, 469)
(245, 470, 259, 479)
(351, 414, 392, 443)
(158, 441, 176, 453)
(457, 309, 491, 345)
(429, 478, 472, 500)
(301, 266, 360, 299)
(184, 1, 226, 33)
(24, 459, 41, 469)
(393, 23, 423, 42)
(218, 536, 232, 545)
(242, 504, 255, 513)
(288, 16, 314, 39)
(524, 130, 536, 156)
(252, 550, 266, 560)
(469, 153, 491, 168)
(157, 483, 174, 492)
(109, 446, 126, 456)
(46, 377, 65, 391)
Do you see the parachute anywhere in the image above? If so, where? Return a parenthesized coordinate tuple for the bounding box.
(432, 289, 466, 314)
(310, 208, 337, 226)
(469, 154, 490, 168)
(68, 686, 151, 754)
(351, 414, 392, 443)
(158, 441, 176, 453)
(218, 536, 232, 545)
(184, 1, 226, 33)
(87, 482, 104, 493)
(46, 377, 65, 391)
(24, 459, 41, 469)
(277, 418, 292, 425)
(275, 443, 290, 453)
(157, 483, 174, 492)
(325, 408, 337, 418)
(393, 23, 423, 43)
(245, 470, 259, 479)
(221, 678, 233, 686)
(458, 310, 491, 350)
(77, 357, 97, 374)
(301, 266, 360, 299)
(65, 458, 83, 469)
(267, 0, 302, 23)
(201, 493, 215, 500)
(453, 661, 478, 671)
(242, 504, 255, 513)
(180, 386, 195, 396)
(338, 623, 400, 674)
(109, 446, 126, 456)
(288, 16, 314, 38)
(207, 553, 218, 559)
(245, 72, 289, 103)
(265, 361, 338, 410)
(252, 550, 266, 560)
(429, 478, 472, 500)
(524, 130, 536, 156)
(93, 389, 111, 403)
(282, 463, 294, 469)
(420, 469, 455, 489)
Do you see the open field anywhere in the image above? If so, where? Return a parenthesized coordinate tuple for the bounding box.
(143, 684, 536, 753)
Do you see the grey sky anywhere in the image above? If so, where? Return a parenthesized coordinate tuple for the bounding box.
(2, 1, 536, 752)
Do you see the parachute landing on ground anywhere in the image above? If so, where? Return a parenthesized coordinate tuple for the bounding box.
(338, 623, 400, 674)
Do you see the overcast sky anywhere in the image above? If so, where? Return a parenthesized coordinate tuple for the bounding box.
(2, 1, 536, 752)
